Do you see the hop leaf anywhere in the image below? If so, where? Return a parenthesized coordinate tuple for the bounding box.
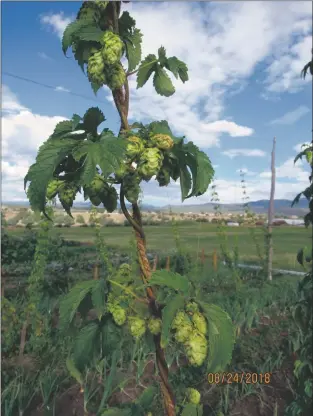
(137, 54, 158, 89)
(153, 65, 175, 97)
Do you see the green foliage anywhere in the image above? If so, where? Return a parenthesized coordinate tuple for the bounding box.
(160, 294, 185, 348)
(148, 270, 190, 295)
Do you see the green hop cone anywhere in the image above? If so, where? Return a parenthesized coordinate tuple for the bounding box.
(87, 50, 106, 85)
(172, 311, 193, 343)
(118, 263, 132, 277)
(112, 307, 127, 326)
(114, 162, 129, 182)
(192, 312, 207, 335)
(184, 331, 208, 366)
(94, 0, 109, 12)
(186, 302, 200, 315)
(46, 179, 63, 200)
(100, 186, 118, 213)
(123, 173, 141, 204)
(128, 316, 146, 339)
(101, 31, 124, 65)
(156, 167, 171, 187)
(126, 136, 145, 159)
(185, 388, 201, 405)
(58, 183, 78, 212)
(149, 134, 174, 150)
(106, 63, 126, 90)
(137, 148, 164, 180)
(148, 318, 162, 335)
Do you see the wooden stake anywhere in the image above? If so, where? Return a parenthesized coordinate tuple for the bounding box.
(213, 249, 218, 272)
(267, 137, 276, 281)
(153, 255, 158, 271)
(165, 256, 170, 271)
(93, 264, 99, 280)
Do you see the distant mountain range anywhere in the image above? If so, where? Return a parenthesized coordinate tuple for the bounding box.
(2, 198, 309, 216)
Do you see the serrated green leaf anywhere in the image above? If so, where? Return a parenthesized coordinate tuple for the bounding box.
(148, 120, 173, 136)
(136, 385, 157, 410)
(136, 54, 158, 88)
(165, 56, 189, 82)
(72, 134, 127, 186)
(62, 19, 91, 55)
(59, 280, 98, 330)
(49, 120, 73, 139)
(181, 404, 203, 416)
(119, 11, 136, 34)
(72, 114, 82, 130)
(100, 409, 132, 416)
(92, 279, 107, 320)
(66, 358, 83, 385)
(148, 270, 190, 294)
(76, 24, 104, 42)
(153, 65, 175, 97)
(124, 29, 143, 72)
(158, 46, 167, 67)
(82, 107, 105, 136)
(24, 139, 80, 215)
(74, 322, 100, 369)
(91, 81, 102, 95)
(179, 165, 192, 200)
(199, 302, 235, 373)
(161, 294, 185, 348)
(101, 317, 122, 357)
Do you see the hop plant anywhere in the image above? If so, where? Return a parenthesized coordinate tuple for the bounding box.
(118, 263, 132, 277)
(128, 316, 146, 339)
(148, 317, 162, 335)
(172, 311, 193, 343)
(126, 136, 145, 159)
(123, 173, 141, 204)
(184, 331, 208, 366)
(46, 179, 63, 200)
(191, 312, 207, 335)
(99, 185, 118, 212)
(94, 0, 109, 12)
(101, 31, 124, 65)
(106, 63, 126, 90)
(58, 183, 77, 209)
(149, 134, 174, 150)
(185, 388, 201, 405)
(114, 162, 129, 181)
(87, 50, 106, 85)
(185, 302, 199, 315)
(112, 307, 127, 326)
(137, 148, 164, 180)
(156, 167, 171, 187)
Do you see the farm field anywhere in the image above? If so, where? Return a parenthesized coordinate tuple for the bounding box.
(7, 223, 311, 271)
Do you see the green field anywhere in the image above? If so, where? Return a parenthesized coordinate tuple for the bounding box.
(9, 223, 311, 271)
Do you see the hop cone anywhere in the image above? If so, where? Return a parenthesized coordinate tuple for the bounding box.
(149, 134, 174, 150)
(94, 0, 109, 11)
(156, 167, 171, 187)
(186, 301, 199, 315)
(112, 307, 127, 326)
(106, 63, 126, 90)
(185, 331, 208, 366)
(58, 183, 77, 210)
(185, 388, 201, 405)
(87, 51, 106, 85)
(123, 174, 141, 204)
(100, 186, 118, 213)
(192, 312, 207, 335)
(115, 162, 129, 181)
(46, 179, 62, 200)
(118, 263, 132, 277)
(128, 317, 146, 339)
(126, 136, 144, 159)
(101, 31, 124, 65)
(172, 311, 193, 343)
(148, 318, 162, 335)
(137, 148, 164, 180)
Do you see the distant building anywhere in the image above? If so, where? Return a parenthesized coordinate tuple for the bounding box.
(227, 222, 239, 227)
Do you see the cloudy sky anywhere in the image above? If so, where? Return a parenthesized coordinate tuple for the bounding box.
(2, 0, 312, 207)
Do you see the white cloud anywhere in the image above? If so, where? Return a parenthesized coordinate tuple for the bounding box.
(260, 157, 310, 181)
(200, 120, 253, 137)
(293, 142, 312, 153)
(55, 86, 70, 93)
(222, 149, 266, 159)
(2, 85, 29, 114)
(40, 12, 73, 39)
(38, 52, 53, 61)
(269, 105, 310, 125)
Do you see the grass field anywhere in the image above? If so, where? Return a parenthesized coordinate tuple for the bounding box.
(9, 223, 311, 271)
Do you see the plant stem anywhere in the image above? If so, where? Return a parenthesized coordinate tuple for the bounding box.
(126, 59, 158, 78)
(108, 279, 148, 304)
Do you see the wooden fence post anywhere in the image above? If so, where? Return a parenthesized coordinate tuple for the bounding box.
(166, 256, 170, 271)
(213, 249, 218, 272)
(153, 255, 158, 272)
(201, 248, 205, 265)
(93, 264, 99, 280)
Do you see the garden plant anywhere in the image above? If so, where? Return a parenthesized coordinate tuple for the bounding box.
(23, 2, 235, 415)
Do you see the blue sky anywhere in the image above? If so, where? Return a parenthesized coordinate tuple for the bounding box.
(2, 1, 312, 206)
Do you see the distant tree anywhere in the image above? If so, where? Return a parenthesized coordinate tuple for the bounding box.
(76, 214, 85, 224)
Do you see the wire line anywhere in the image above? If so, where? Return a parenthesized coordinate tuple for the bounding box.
(3, 71, 106, 104)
